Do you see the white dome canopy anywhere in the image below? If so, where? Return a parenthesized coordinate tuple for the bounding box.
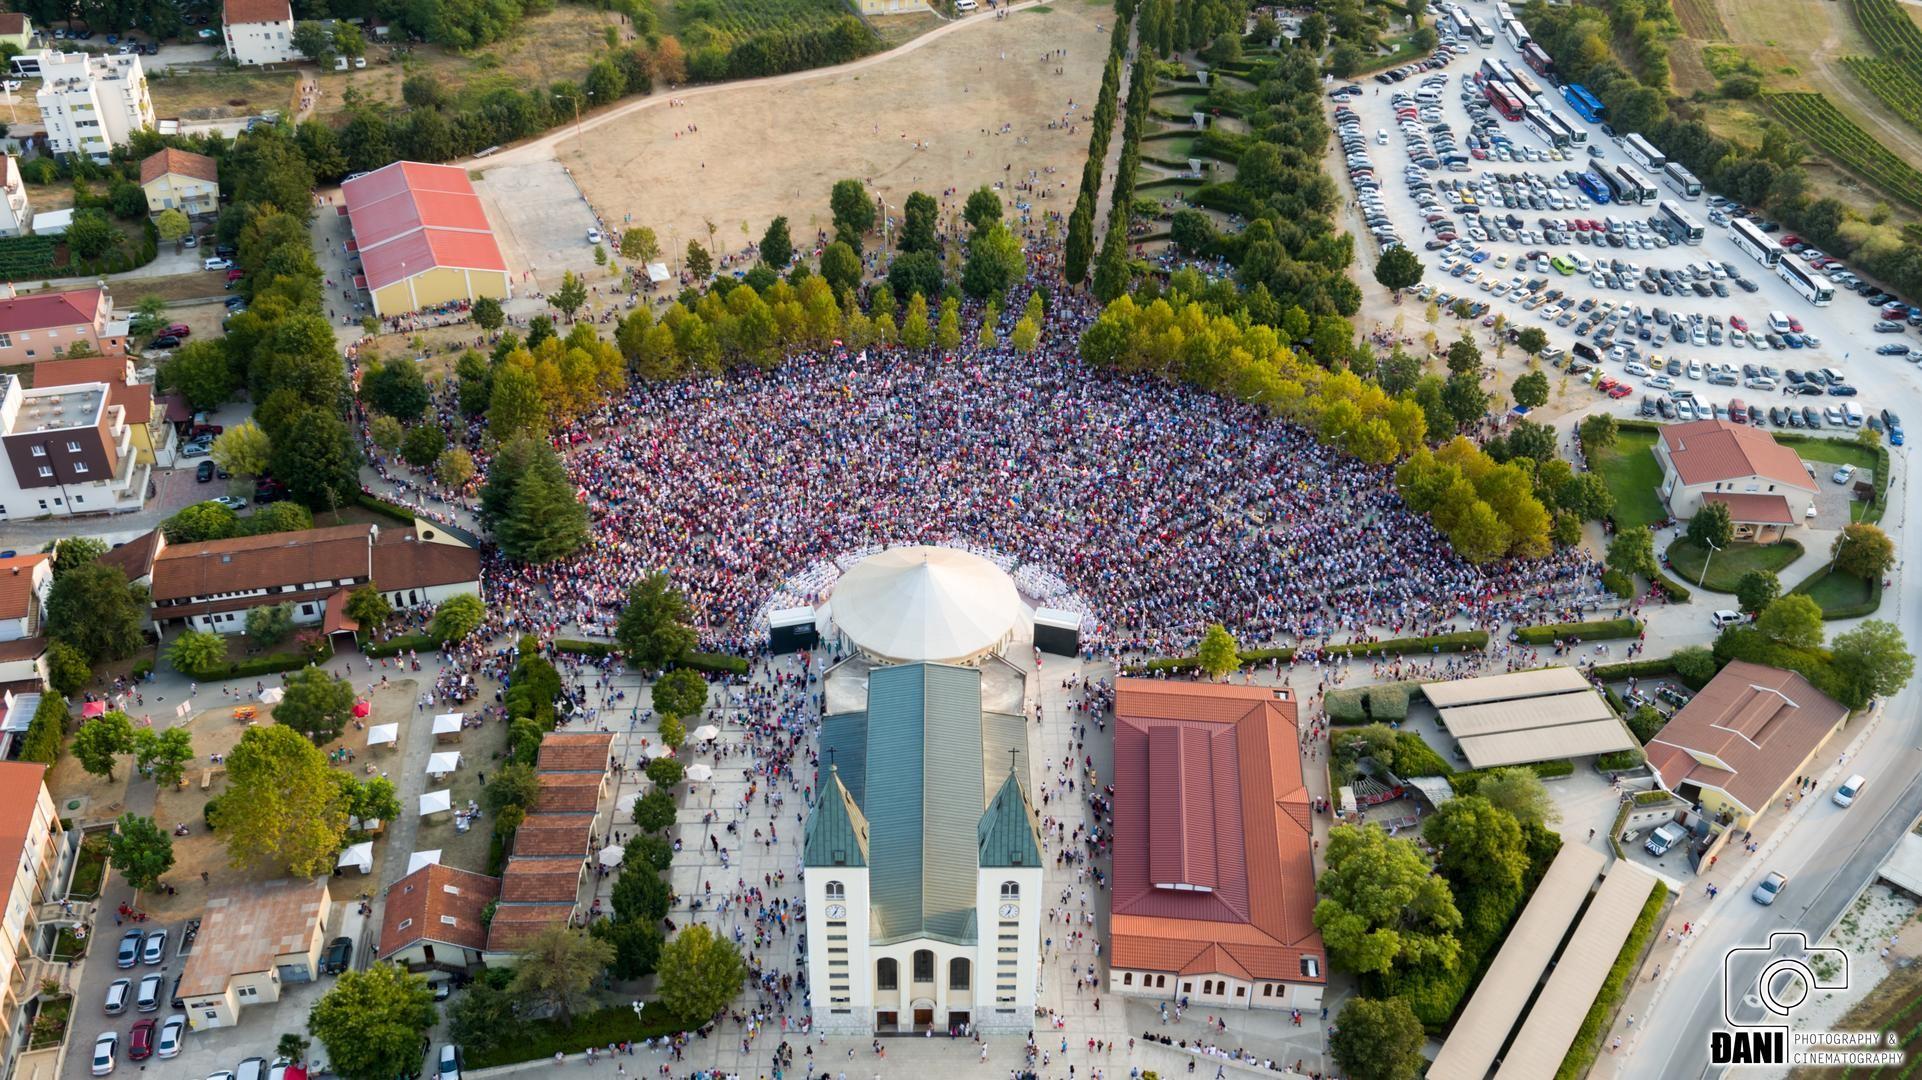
(830, 546, 1021, 665)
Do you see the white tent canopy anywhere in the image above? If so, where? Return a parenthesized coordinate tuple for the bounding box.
(259, 686, 285, 704)
(690, 725, 720, 743)
(337, 841, 374, 873)
(616, 786, 651, 814)
(419, 789, 452, 816)
(407, 850, 443, 875)
(598, 844, 625, 867)
(367, 723, 399, 747)
(431, 713, 463, 736)
(646, 261, 671, 283)
(829, 546, 1021, 664)
(685, 763, 713, 782)
(426, 751, 462, 777)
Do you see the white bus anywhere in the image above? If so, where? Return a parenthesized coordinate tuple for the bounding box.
(1524, 108, 1569, 149)
(1503, 18, 1528, 49)
(1465, 14, 1495, 45)
(1777, 253, 1835, 306)
(1499, 59, 1544, 102)
(1451, 8, 1477, 40)
(1658, 200, 1704, 244)
(1663, 162, 1702, 201)
(1729, 217, 1782, 268)
(1610, 163, 1659, 205)
(1542, 108, 1586, 146)
(1622, 133, 1667, 171)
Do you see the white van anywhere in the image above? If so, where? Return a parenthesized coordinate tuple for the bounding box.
(1843, 401, 1865, 427)
(1645, 821, 1687, 856)
(1767, 310, 1792, 334)
(1416, 89, 1442, 105)
(955, 0, 978, 10)
(1710, 609, 1746, 628)
(1833, 774, 1867, 807)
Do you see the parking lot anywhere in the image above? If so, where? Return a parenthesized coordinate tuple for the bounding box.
(1329, 16, 1922, 444)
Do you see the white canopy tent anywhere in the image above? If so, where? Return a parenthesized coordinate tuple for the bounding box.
(685, 763, 713, 782)
(690, 725, 720, 743)
(828, 546, 1021, 664)
(431, 713, 463, 738)
(425, 751, 463, 778)
(367, 723, 399, 748)
(419, 790, 452, 816)
(406, 850, 443, 875)
(616, 786, 651, 814)
(598, 844, 625, 867)
(337, 841, 374, 873)
(646, 261, 671, 283)
(258, 686, 285, 704)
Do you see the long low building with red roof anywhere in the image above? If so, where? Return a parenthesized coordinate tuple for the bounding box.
(1107, 679, 1327, 1011)
(341, 161, 511, 318)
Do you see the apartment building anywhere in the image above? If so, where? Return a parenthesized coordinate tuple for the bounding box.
(0, 287, 126, 365)
(0, 373, 146, 520)
(0, 763, 65, 1044)
(0, 156, 30, 237)
(35, 50, 155, 161)
(222, 0, 301, 66)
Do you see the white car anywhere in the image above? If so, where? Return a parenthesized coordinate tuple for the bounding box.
(211, 495, 248, 511)
(1624, 362, 1652, 377)
(438, 1045, 462, 1080)
(1833, 774, 1866, 808)
(586, 228, 603, 244)
(1833, 464, 1856, 484)
(92, 1032, 118, 1076)
(156, 1015, 186, 1059)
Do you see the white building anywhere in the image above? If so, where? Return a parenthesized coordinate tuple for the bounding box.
(0, 156, 30, 237)
(0, 762, 66, 1045)
(34, 50, 155, 162)
(222, 0, 301, 66)
(0, 373, 147, 521)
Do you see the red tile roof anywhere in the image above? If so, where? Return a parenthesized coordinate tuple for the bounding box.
(1109, 680, 1324, 985)
(139, 147, 217, 186)
(534, 772, 603, 813)
(97, 530, 159, 582)
(512, 813, 596, 857)
(341, 162, 507, 292)
(1647, 661, 1850, 814)
(500, 859, 583, 903)
(31, 357, 127, 390)
(371, 530, 479, 592)
(1701, 492, 1796, 526)
(484, 902, 575, 952)
(377, 863, 500, 961)
(537, 732, 613, 772)
(0, 289, 103, 336)
(150, 524, 372, 603)
(0, 13, 28, 35)
(0, 554, 46, 621)
(0, 762, 48, 910)
(1660, 419, 1816, 491)
(222, 0, 291, 25)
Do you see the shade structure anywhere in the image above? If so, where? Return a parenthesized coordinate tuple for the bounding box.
(685, 763, 713, 782)
(259, 687, 285, 704)
(829, 546, 1020, 664)
(81, 701, 105, 719)
(419, 789, 452, 816)
(367, 723, 399, 747)
(598, 844, 625, 867)
(353, 699, 372, 718)
(431, 713, 463, 736)
(337, 841, 374, 873)
(425, 751, 462, 777)
(690, 724, 720, 742)
(406, 849, 442, 875)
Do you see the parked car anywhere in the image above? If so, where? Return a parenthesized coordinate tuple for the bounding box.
(1833, 464, 1857, 484)
(142, 930, 167, 966)
(129, 1019, 155, 1061)
(136, 973, 162, 1012)
(104, 978, 131, 1014)
(322, 936, 353, 975)
(1753, 870, 1788, 905)
(1833, 774, 1867, 808)
(196, 460, 216, 483)
(155, 1015, 185, 1058)
(211, 496, 247, 511)
(116, 930, 142, 969)
(92, 1032, 118, 1076)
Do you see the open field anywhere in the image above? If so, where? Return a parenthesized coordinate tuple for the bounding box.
(1593, 429, 1666, 531)
(147, 69, 300, 120)
(540, 2, 1108, 271)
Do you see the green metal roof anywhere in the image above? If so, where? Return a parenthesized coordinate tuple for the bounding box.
(803, 766, 869, 869)
(978, 767, 1042, 869)
(818, 712, 868, 807)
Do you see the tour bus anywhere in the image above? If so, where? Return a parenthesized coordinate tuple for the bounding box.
(7, 54, 38, 78)
(1465, 14, 1495, 45)
(1562, 83, 1605, 122)
(1730, 217, 1783, 269)
(1663, 161, 1702, 201)
(1658, 200, 1704, 244)
(1542, 108, 1586, 146)
(1575, 171, 1612, 204)
(1499, 59, 1544, 102)
(1524, 108, 1569, 150)
(1503, 18, 1528, 49)
(1483, 80, 1526, 121)
(1622, 132, 1667, 171)
(1777, 253, 1836, 306)
(1601, 163, 1658, 205)
(1521, 41, 1554, 78)
(1451, 7, 1478, 40)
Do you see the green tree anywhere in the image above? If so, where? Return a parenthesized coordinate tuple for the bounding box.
(483, 762, 542, 816)
(245, 602, 296, 646)
(901, 292, 932, 350)
(1330, 996, 1426, 1080)
(49, 536, 106, 580)
(133, 726, 194, 789)
(1833, 524, 1896, 581)
(163, 501, 238, 543)
(44, 640, 90, 697)
(620, 227, 660, 263)
(685, 241, 713, 282)
(1373, 246, 1424, 293)
(1011, 316, 1039, 354)
(820, 240, 862, 296)
(275, 1033, 311, 1064)
(436, 447, 476, 490)
(307, 964, 438, 1080)
(342, 774, 402, 825)
(1606, 528, 1658, 580)
(619, 573, 697, 669)
(550, 271, 589, 321)
(1195, 623, 1239, 679)
(431, 593, 486, 642)
(829, 178, 876, 251)
(1671, 644, 1719, 684)
(634, 787, 678, 832)
(487, 362, 546, 444)
(1756, 594, 1825, 650)
(72, 712, 136, 780)
(65, 210, 117, 260)
(108, 813, 174, 892)
(1473, 767, 1560, 825)
(1686, 501, 1734, 551)
(274, 666, 358, 743)
(1422, 795, 1529, 903)
(595, 917, 665, 980)
(446, 981, 516, 1054)
(211, 421, 271, 478)
(21, 694, 67, 765)
(362, 360, 430, 420)
(1579, 413, 1619, 456)
(900, 191, 939, 253)
(472, 296, 504, 331)
(510, 925, 616, 1025)
(1831, 620, 1915, 701)
(368, 415, 405, 455)
(46, 562, 148, 664)
(1736, 570, 1781, 614)
(155, 209, 190, 246)
(400, 423, 446, 469)
(651, 667, 708, 719)
(214, 724, 349, 876)
(645, 756, 685, 788)
(1092, 226, 1129, 303)
(167, 629, 227, 677)
(1557, 472, 1614, 521)
(1516, 326, 1548, 359)
(292, 20, 336, 62)
(962, 222, 1024, 299)
(270, 408, 361, 510)
(1313, 824, 1462, 976)
(1511, 370, 1549, 409)
(962, 186, 1002, 234)
(659, 713, 686, 749)
(759, 217, 794, 268)
(886, 250, 943, 302)
(935, 297, 961, 352)
(483, 437, 590, 563)
(657, 923, 745, 1023)
(344, 586, 393, 632)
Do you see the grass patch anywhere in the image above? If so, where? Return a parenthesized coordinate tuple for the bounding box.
(1664, 539, 1804, 593)
(1790, 566, 1882, 618)
(1555, 882, 1670, 1080)
(50, 927, 88, 961)
(462, 1003, 690, 1069)
(1514, 618, 1643, 645)
(1593, 429, 1667, 531)
(26, 994, 71, 1051)
(147, 70, 299, 120)
(67, 833, 109, 899)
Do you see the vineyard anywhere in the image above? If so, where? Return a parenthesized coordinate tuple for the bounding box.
(1850, 0, 1922, 79)
(1841, 56, 1922, 135)
(1671, 0, 1726, 43)
(672, 0, 863, 43)
(0, 236, 60, 280)
(1763, 92, 1922, 211)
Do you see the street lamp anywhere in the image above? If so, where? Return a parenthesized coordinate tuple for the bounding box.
(1697, 535, 1721, 589)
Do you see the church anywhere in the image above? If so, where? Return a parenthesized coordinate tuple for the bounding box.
(802, 547, 1045, 1035)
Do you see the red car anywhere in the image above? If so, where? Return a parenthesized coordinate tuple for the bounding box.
(1781, 234, 1800, 247)
(1607, 383, 1633, 399)
(1596, 376, 1619, 391)
(1730, 315, 1749, 331)
(163, 323, 191, 338)
(1789, 317, 1804, 332)
(225, 268, 244, 283)
(129, 1019, 155, 1061)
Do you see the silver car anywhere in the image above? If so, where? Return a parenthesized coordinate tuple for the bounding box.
(1753, 871, 1787, 905)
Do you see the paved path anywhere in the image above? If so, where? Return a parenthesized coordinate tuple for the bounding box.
(1090, 18, 1140, 230)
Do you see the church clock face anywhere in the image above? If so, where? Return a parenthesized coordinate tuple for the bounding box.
(999, 903, 1020, 919)
(825, 904, 846, 919)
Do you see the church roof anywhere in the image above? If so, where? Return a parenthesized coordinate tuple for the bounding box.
(830, 546, 1021, 664)
(978, 768, 1042, 869)
(804, 767, 869, 869)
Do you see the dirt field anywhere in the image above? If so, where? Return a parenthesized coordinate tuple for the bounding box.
(148, 69, 301, 121)
(540, 2, 1109, 275)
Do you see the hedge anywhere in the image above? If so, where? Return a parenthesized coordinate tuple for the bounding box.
(462, 1003, 692, 1069)
(1449, 759, 1574, 794)
(1324, 681, 1418, 724)
(556, 639, 617, 658)
(1513, 618, 1642, 645)
(1554, 882, 1670, 1080)
(1789, 567, 1884, 620)
(1596, 748, 1647, 771)
(678, 652, 750, 676)
(1653, 572, 1693, 603)
(355, 493, 418, 524)
(188, 645, 333, 680)
(360, 632, 439, 658)
(1131, 630, 1488, 674)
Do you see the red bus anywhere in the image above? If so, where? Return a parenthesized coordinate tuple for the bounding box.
(1522, 41, 1554, 77)
(1483, 80, 1525, 121)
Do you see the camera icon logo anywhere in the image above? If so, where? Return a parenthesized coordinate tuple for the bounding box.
(1723, 931, 1849, 1027)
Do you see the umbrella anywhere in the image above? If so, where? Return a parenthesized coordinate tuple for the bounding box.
(685, 763, 713, 782)
(691, 724, 720, 742)
(598, 844, 625, 867)
(352, 699, 372, 718)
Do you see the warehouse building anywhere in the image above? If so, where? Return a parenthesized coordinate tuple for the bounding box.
(341, 161, 511, 318)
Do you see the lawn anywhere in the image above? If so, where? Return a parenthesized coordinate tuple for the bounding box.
(1665, 539, 1804, 593)
(1593, 429, 1667, 531)
(147, 70, 300, 120)
(1792, 566, 1882, 618)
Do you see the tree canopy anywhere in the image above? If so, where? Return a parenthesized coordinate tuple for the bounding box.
(617, 573, 697, 669)
(308, 964, 438, 1080)
(657, 923, 746, 1022)
(1313, 824, 1462, 977)
(273, 667, 358, 743)
(108, 813, 175, 892)
(212, 724, 349, 876)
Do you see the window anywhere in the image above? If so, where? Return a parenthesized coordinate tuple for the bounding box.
(1262, 985, 1272, 997)
(825, 881, 845, 901)
(1123, 973, 1133, 986)
(0, 333, 11, 346)
(876, 959, 898, 991)
(301, 604, 315, 616)
(29, 445, 43, 456)
(35, 466, 50, 478)
(949, 958, 970, 990)
(72, 462, 86, 474)
(65, 441, 79, 452)
(912, 950, 934, 983)
(1000, 881, 1019, 899)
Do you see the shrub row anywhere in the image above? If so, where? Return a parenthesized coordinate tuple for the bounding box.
(360, 633, 439, 658)
(1513, 618, 1643, 645)
(679, 651, 751, 676)
(1449, 759, 1575, 795)
(555, 639, 617, 658)
(1554, 882, 1670, 1080)
(187, 645, 332, 681)
(1789, 568, 1884, 620)
(462, 1003, 691, 1070)
(1323, 681, 1417, 724)
(1132, 630, 1488, 673)
(356, 493, 419, 525)
(1596, 749, 1648, 771)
